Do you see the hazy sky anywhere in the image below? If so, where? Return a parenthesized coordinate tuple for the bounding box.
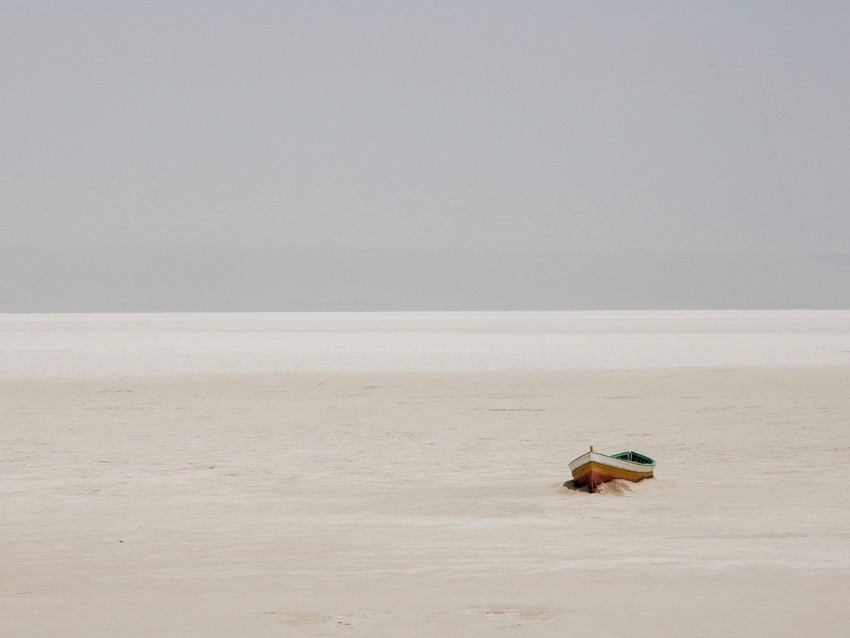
(3, 1, 848, 256)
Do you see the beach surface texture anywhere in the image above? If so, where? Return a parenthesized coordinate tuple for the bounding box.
(2, 311, 849, 637)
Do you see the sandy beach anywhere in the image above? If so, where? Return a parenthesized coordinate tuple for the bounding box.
(2, 312, 850, 636)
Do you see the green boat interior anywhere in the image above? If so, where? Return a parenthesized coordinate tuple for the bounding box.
(611, 451, 655, 465)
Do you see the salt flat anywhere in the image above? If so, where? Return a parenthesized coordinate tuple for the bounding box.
(2, 312, 849, 636)
(2, 311, 850, 376)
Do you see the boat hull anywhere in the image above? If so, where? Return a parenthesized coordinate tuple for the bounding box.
(568, 451, 655, 490)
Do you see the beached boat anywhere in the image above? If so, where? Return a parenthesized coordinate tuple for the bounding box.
(568, 447, 656, 492)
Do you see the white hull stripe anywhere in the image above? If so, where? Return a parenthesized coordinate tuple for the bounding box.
(568, 451, 656, 474)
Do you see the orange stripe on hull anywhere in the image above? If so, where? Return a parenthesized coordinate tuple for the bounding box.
(571, 462, 653, 487)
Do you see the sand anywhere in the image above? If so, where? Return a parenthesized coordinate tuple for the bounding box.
(2, 312, 850, 636)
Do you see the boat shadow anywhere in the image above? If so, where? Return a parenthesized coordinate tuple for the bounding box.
(561, 479, 591, 493)
(560, 479, 637, 495)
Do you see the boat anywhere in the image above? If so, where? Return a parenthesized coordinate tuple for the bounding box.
(568, 446, 656, 492)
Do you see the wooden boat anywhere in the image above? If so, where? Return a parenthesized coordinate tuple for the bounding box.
(568, 446, 656, 492)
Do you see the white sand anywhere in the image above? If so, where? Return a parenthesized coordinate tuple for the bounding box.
(2, 312, 850, 636)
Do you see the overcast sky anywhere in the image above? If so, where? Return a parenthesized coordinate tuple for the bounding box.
(1, 2, 849, 310)
(3, 1, 848, 252)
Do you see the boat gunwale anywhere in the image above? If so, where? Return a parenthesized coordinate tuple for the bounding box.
(568, 450, 656, 473)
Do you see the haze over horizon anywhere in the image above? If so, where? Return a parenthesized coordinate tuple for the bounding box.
(2, 2, 849, 310)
